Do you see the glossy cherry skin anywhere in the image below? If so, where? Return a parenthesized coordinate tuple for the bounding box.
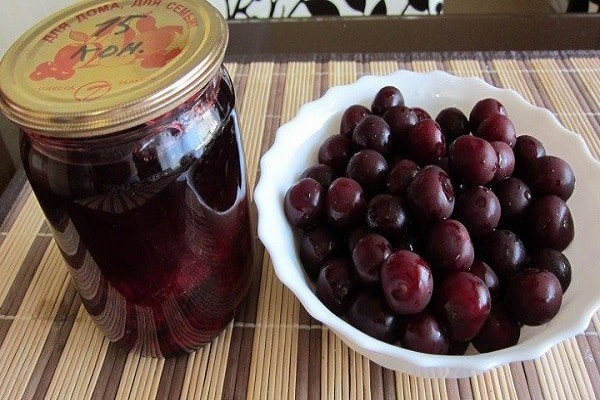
(493, 177, 532, 228)
(475, 114, 517, 148)
(412, 107, 432, 121)
(527, 247, 572, 292)
(283, 177, 324, 229)
(340, 104, 370, 137)
(477, 229, 527, 282)
(452, 186, 501, 237)
(527, 155, 575, 201)
(406, 165, 455, 224)
(365, 194, 409, 241)
(318, 134, 353, 174)
(399, 310, 449, 355)
(299, 225, 338, 279)
(448, 135, 498, 186)
(435, 106, 469, 144)
(425, 219, 475, 275)
(491, 140, 515, 182)
(380, 250, 434, 315)
(405, 119, 447, 166)
(383, 106, 419, 154)
(525, 195, 574, 251)
(352, 114, 392, 155)
(506, 268, 563, 326)
(472, 303, 520, 353)
(513, 134, 546, 178)
(387, 159, 420, 195)
(346, 291, 401, 343)
(301, 163, 338, 188)
(469, 98, 507, 132)
(434, 271, 491, 342)
(345, 149, 389, 195)
(316, 257, 358, 315)
(371, 85, 404, 115)
(326, 177, 367, 231)
(469, 259, 500, 300)
(351, 233, 393, 285)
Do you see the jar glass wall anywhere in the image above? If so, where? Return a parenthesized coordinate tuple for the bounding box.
(19, 67, 254, 356)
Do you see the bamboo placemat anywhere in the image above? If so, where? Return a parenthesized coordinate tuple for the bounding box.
(2, 51, 600, 400)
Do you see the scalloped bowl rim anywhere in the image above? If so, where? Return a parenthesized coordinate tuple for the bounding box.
(253, 70, 600, 378)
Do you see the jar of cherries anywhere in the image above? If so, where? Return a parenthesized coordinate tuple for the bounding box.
(0, 0, 254, 356)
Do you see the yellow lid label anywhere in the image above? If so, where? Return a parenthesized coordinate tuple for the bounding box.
(0, 0, 227, 137)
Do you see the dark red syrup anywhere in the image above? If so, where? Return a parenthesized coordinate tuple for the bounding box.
(20, 71, 254, 356)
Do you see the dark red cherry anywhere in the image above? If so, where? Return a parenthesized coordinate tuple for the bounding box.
(345, 149, 389, 195)
(472, 303, 520, 353)
(469, 98, 507, 132)
(475, 114, 517, 148)
(434, 271, 491, 342)
(340, 104, 370, 137)
(371, 86, 404, 115)
(301, 163, 338, 188)
(448, 135, 498, 186)
(299, 225, 338, 278)
(326, 177, 367, 231)
(381, 250, 433, 315)
(425, 219, 475, 274)
(525, 195, 574, 251)
(386, 159, 420, 195)
(527, 248, 572, 293)
(383, 106, 419, 153)
(352, 114, 392, 155)
(399, 310, 449, 355)
(405, 119, 447, 166)
(435, 107, 469, 144)
(347, 291, 401, 343)
(528, 155, 575, 201)
(351, 233, 392, 285)
(318, 134, 353, 174)
(316, 258, 358, 315)
(406, 165, 455, 223)
(283, 178, 324, 229)
(506, 268, 563, 326)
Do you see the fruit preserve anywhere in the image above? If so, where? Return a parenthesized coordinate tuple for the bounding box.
(0, 0, 254, 356)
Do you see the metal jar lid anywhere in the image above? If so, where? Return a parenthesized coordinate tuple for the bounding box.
(0, 0, 228, 138)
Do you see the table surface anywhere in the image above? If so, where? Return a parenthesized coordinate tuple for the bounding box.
(225, 14, 600, 55)
(2, 50, 600, 400)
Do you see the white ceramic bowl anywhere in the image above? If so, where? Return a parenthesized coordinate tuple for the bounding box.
(253, 70, 600, 378)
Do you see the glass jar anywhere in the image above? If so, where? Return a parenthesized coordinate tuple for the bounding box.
(0, 0, 254, 357)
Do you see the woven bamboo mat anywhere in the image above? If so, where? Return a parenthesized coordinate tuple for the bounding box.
(2, 51, 600, 399)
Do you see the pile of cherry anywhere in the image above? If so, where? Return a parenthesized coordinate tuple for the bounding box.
(283, 85, 575, 355)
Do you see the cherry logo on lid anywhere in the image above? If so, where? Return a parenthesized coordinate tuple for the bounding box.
(30, 14, 184, 82)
